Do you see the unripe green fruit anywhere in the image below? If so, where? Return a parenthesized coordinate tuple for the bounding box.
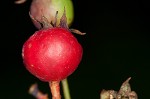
(30, 0, 74, 29)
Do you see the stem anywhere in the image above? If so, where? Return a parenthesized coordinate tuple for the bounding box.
(61, 78, 71, 99)
(49, 81, 61, 99)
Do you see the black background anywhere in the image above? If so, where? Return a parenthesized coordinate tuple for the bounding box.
(1, 0, 150, 99)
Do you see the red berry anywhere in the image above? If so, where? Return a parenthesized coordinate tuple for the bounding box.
(22, 27, 83, 82)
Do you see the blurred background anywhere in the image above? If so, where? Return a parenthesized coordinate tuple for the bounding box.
(1, 0, 150, 99)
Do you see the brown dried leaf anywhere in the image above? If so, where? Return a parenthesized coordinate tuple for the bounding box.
(118, 77, 131, 97)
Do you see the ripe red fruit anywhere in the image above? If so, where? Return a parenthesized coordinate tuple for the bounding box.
(22, 27, 83, 82)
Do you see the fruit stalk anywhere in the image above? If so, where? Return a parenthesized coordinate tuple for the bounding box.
(61, 78, 71, 99)
(49, 81, 61, 99)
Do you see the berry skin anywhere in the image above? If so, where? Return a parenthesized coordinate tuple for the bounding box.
(22, 27, 83, 82)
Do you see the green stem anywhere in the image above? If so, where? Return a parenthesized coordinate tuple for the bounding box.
(61, 78, 71, 99)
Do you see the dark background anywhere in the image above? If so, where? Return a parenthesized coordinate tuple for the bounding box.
(1, 0, 150, 99)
